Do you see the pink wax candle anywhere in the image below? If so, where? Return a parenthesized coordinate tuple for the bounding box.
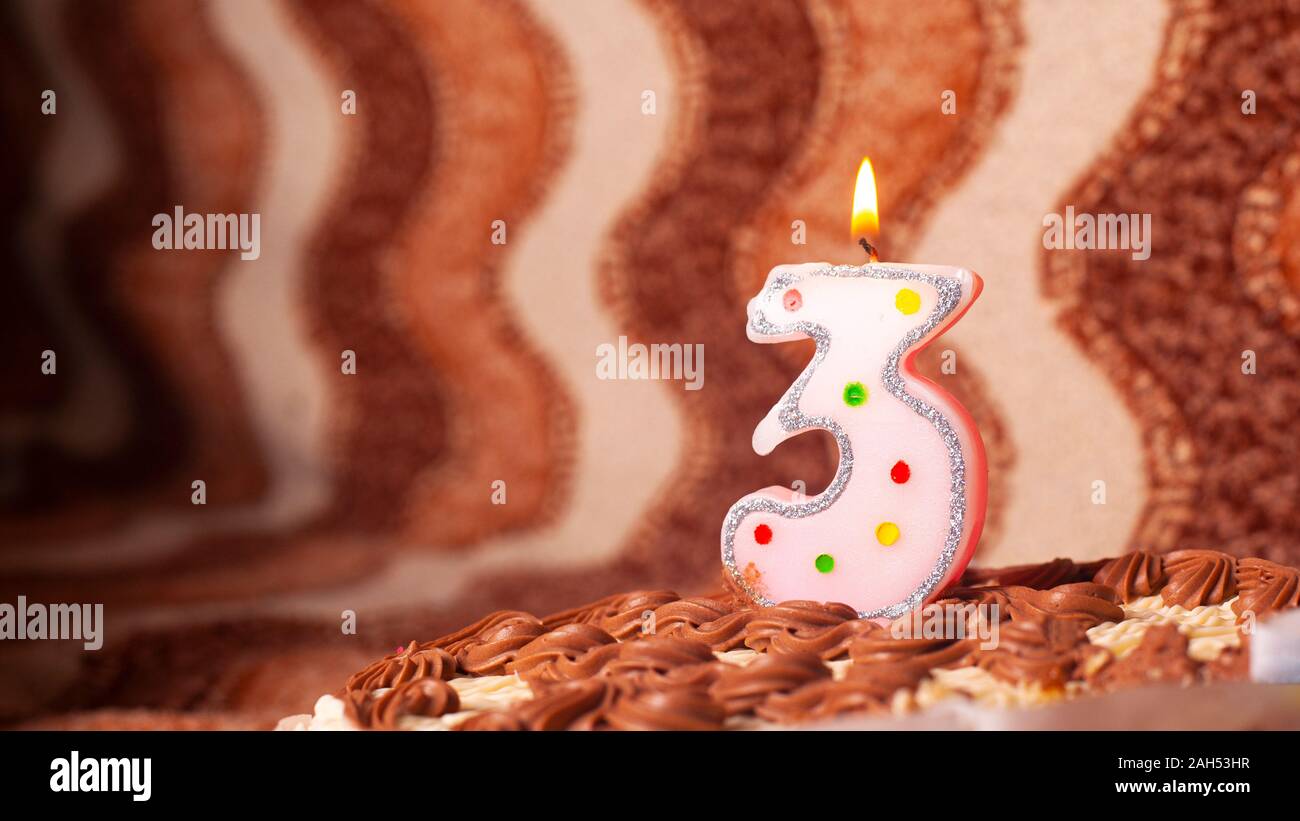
(721, 159, 987, 619)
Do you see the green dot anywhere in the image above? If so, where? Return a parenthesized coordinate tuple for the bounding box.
(814, 553, 835, 573)
(843, 381, 868, 407)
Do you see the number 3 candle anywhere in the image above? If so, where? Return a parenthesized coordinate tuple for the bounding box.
(722, 158, 988, 619)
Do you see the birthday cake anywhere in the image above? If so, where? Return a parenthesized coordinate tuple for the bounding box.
(279, 549, 1300, 730)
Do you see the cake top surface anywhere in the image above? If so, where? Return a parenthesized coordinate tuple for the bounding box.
(297, 550, 1299, 731)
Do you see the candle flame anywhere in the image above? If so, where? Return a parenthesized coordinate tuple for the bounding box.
(851, 156, 880, 239)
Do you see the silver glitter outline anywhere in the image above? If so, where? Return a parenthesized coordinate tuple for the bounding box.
(721, 264, 968, 619)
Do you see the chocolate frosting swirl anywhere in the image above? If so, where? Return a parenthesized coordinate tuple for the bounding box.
(1232, 558, 1300, 618)
(436, 610, 542, 656)
(653, 597, 735, 630)
(973, 619, 1087, 687)
(534, 634, 734, 686)
(1004, 583, 1124, 628)
(849, 633, 972, 669)
(342, 678, 461, 729)
(456, 680, 618, 731)
(505, 623, 617, 681)
(631, 661, 723, 691)
(742, 600, 859, 652)
(597, 636, 719, 692)
(842, 658, 931, 700)
(341, 690, 371, 728)
(1092, 551, 1166, 602)
(550, 643, 622, 680)
(512, 679, 617, 731)
(370, 678, 460, 729)
(708, 651, 830, 715)
(1161, 549, 1237, 608)
(766, 618, 880, 659)
(935, 586, 1015, 620)
(675, 610, 756, 651)
(1087, 625, 1199, 691)
(596, 591, 681, 639)
(755, 679, 891, 724)
(847, 629, 971, 700)
(602, 636, 716, 676)
(603, 687, 725, 730)
(346, 642, 457, 692)
(458, 616, 548, 675)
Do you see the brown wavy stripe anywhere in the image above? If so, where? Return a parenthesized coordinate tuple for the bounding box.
(735, 0, 1021, 267)
(6, 0, 569, 605)
(3, 1, 266, 541)
(1, 1, 410, 610)
(3, 2, 264, 528)
(388, 0, 577, 546)
(0, 1, 193, 540)
(121, 0, 268, 513)
(282, 0, 445, 530)
(1044, 0, 1300, 564)
(603, 0, 826, 590)
(0, 8, 63, 452)
(13, 0, 439, 601)
(733, 0, 1022, 548)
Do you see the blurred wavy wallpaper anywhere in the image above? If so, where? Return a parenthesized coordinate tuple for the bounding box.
(3, 0, 1300, 732)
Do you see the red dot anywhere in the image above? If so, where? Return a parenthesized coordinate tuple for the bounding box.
(890, 460, 911, 484)
(754, 524, 773, 545)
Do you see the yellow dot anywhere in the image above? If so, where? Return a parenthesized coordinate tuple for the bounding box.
(875, 521, 900, 546)
(895, 288, 921, 315)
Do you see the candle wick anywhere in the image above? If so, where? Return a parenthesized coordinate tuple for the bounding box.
(858, 237, 880, 263)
